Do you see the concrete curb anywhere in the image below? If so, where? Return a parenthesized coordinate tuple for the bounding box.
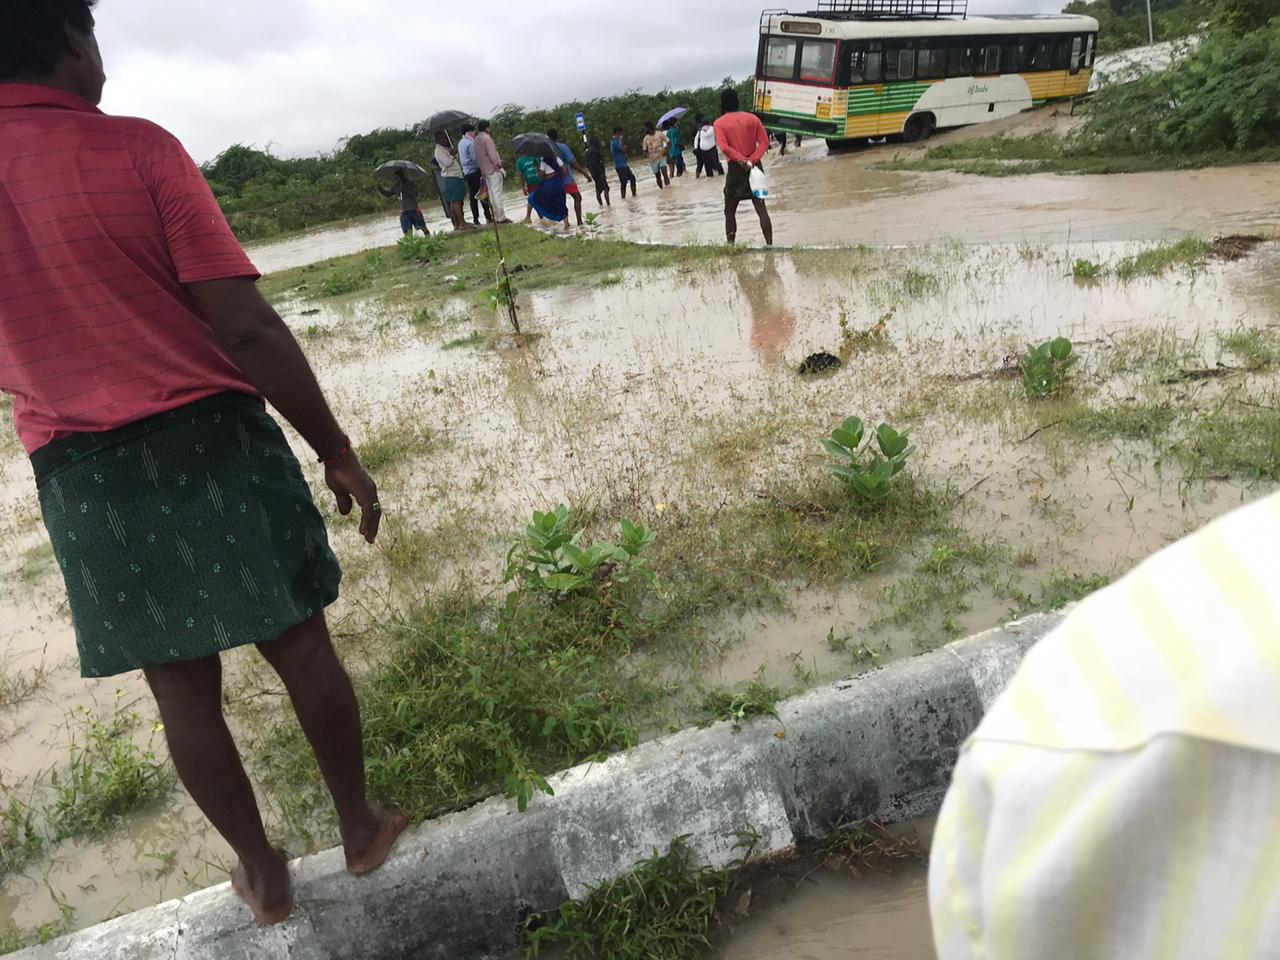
(14, 609, 1067, 960)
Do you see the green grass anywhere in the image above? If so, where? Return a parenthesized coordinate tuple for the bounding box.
(1114, 236, 1213, 280)
(525, 836, 738, 960)
(441, 330, 492, 351)
(1176, 404, 1280, 482)
(48, 699, 173, 842)
(1065, 402, 1178, 442)
(699, 673, 782, 730)
(356, 416, 441, 473)
(1072, 258, 1103, 280)
(1220, 328, 1280, 371)
(0, 797, 42, 877)
(0, 658, 46, 709)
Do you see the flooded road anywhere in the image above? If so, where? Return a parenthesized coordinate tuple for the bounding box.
(3, 219, 1278, 940)
(249, 141, 1280, 272)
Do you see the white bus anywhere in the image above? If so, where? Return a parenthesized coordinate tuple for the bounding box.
(755, 0, 1100, 145)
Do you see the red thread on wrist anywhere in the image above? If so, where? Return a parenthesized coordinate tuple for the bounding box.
(319, 437, 352, 466)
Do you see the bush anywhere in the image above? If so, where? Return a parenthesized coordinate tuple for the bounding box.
(397, 233, 446, 263)
(1083, 21, 1280, 155)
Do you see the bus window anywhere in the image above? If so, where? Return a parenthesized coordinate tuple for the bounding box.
(799, 40, 838, 82)
(917, 46, 947, 80)
(1032, 41, 1053, 70)
(763, 37, 799, 80)
(1009, 41, 1031, 72)
(848, 44, 883, 84)
(1069, 35, 1083, 73)
(884, 47, 915, 82)
(1053, 37, 1072, 70)
(980, 43, 1001, 74)
(1085, 34, 1096, 67)
(947, 43, 975, 77)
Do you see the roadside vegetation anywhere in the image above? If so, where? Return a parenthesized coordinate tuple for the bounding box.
(208, 80, 754, 242)
(1063, 0, 1210, 53)
(893, 1, 1280, 176)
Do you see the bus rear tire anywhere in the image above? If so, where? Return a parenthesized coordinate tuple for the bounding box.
(903, 113, 936, 143)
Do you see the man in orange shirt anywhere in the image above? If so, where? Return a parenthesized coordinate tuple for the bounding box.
(713, 89, 773, 246)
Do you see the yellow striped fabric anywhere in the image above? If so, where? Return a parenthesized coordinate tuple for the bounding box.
(930, 492, 1280, 959)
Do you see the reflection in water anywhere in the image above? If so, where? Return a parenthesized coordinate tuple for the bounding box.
(733, 258, 798, 366)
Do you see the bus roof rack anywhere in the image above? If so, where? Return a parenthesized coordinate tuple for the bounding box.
(806, 0, 968, 19)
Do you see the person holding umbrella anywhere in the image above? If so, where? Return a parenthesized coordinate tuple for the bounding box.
(375, 165, 430, 237)
(512, 134, 573, 233)
(665, 120, 685, 179)
(432, 130, 469, 232)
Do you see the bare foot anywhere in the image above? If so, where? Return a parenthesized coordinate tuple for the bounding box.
(231, 851, 293, 925)
(345, 806, 410, 877)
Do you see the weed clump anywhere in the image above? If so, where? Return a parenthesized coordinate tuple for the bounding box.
(1114, 236, 1212, 280)
(822, 417, 915, 502)
(397, 233, 445, 263)
(1072, 258, 1103, 280)
(48, 698, 172, 841)
(525, 836, 738, 960)
(699, 672, 782, 730)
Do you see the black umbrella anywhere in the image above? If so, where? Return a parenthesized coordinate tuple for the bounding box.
(374, 160, 430, 182)
(511, 133, 557, 159)
(417, 109, 472, 137)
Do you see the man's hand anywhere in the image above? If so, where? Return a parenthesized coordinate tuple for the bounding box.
(325, 453, 382, 544)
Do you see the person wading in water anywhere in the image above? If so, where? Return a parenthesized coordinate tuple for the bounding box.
(0, 0, 407, 926)
(713, 88, 774, 246)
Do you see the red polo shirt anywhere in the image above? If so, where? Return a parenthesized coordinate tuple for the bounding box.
(0, 83, 260, 454)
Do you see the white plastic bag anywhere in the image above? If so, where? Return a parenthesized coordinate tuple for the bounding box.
(749, 166, 770, 200)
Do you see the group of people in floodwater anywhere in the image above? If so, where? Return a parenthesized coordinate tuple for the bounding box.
(382, 88, 776, 246)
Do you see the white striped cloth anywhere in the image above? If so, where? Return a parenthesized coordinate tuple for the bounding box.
(930, 491, 1280, 959)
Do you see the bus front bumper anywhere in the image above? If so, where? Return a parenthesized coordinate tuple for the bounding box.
(757, 113, 843, 139)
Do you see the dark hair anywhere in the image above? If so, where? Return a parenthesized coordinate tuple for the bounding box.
(644, 121, 655, 132)
(720, 88, 740, 114)
(546, 128, 559, 141)
(612, 126, 623, 134)
(461, 122, 476, 134)
(0, 0, 97, 80)
(477, 120, 490, 132)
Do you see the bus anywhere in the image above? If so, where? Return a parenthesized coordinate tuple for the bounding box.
(755, 0, 1099, 145)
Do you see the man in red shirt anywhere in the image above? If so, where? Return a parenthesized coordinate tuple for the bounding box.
(713, 88, 774, 247)
(0, 0, 405, 924)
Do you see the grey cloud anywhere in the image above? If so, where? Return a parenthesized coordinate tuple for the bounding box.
(94, 0, 1068, 163)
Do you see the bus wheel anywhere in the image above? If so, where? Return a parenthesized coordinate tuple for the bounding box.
(903, 113, 936, 143)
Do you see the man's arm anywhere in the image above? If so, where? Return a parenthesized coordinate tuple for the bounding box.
(747, 116, 770, 165)
(376, 183, 395, 198)
(186, 277, 382, 543)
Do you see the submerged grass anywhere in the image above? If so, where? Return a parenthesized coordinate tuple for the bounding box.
(1114, 236, 1213, 280)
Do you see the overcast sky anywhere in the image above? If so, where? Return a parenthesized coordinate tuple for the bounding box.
(95, 0, 1068, 164)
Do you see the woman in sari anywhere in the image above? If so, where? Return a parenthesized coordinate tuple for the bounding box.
(525, 153, 573, 233)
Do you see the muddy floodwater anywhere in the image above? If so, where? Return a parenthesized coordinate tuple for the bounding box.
(3, 150, 1279, 949)
(249, 135, 1280, 272)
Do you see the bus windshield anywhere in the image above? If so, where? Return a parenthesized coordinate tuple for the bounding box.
(799, 40, 838, 82)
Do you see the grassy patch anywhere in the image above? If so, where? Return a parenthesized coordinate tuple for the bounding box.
(1176, 404, 1280, 481)
(1220, 328, 1280, 371)
(526, 835, 738, 960)
(48, 699, 173, 841)
(0, 657, 47, 709)
(1065, 401, 1178, 443)
(0, 796, 42, 877)
(441, 330, 492, 351)
(356, 416, 441, 473)
(1114, 236, 1213, 280)
(699, 673, 782, 730)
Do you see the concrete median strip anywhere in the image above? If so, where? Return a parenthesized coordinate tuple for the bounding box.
(14, 610, 1065, 960)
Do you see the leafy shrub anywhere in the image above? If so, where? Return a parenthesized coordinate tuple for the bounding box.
(504, 506, 656, 596)
(1083, 21, 1280, 156)
(1072, 257, 1103, 279)
(1021, 337, 1076, 398)
(317, 264, 372, 297)
(397, 233, 446, 263)
(822, 417, 916, 502)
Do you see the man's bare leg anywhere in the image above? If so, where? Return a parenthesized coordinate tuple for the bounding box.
(752, 197, 774, 247)
(143, 655, 293, 924)
(257, 614, 407, 876)
(725, 197, 739, 244)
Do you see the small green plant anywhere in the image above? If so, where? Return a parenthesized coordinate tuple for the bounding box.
(1072, 257, 1103, 279)
(582, 212, 602, 240)
(48, 697, 172, 841)
(1114, 236, 1213, 280)
(525, 836, 738, 960)
(825, 628, 882, 665)
(0, 796, 42, 877)
(822, 417, 915, 502)
(699, 671, 782, 730)
(504, 506, 656, 595)
(449, 277, 468, 293)
(1020, 337, 1076, 398)
(317, 264, 372, 297)
(485, 274, 518, 314)
(397, 232, 445, 263)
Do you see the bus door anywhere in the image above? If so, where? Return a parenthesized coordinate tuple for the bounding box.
(843, 42, 886, 139)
